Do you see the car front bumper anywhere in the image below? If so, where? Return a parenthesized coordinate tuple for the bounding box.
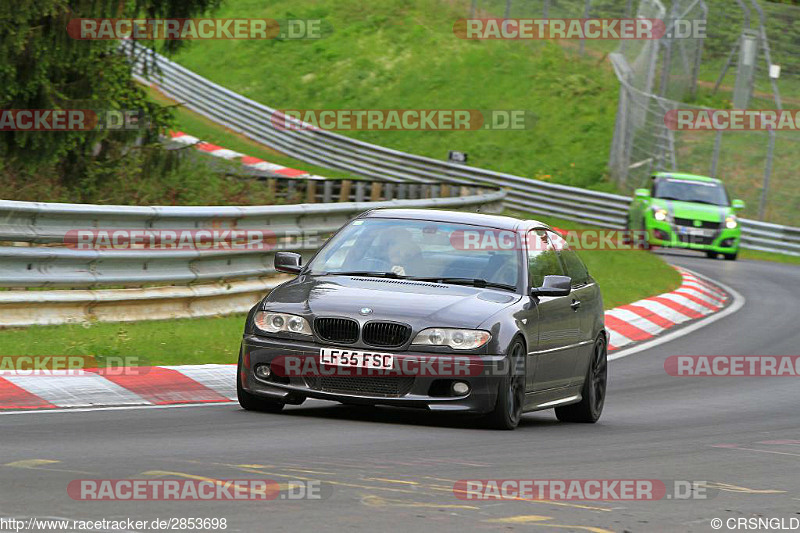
(645, 217, 740, 253)
(240, 334, 508, 414)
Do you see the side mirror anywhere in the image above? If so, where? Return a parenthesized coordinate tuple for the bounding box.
(530, 275, 572, 297)
(634, 188, 651, 199)
(732, 199, 745, 210)
(274, 251, 302, 274)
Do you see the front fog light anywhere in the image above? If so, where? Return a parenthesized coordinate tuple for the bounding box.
(254, 364, 271, 380)
(452, 381, 470, 395)
(653, 208, 668, 222)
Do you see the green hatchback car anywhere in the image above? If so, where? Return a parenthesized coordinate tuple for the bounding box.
(628, 172, 745, 260)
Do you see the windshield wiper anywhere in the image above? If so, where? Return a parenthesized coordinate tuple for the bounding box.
(314, 270, 404, 279)
(410, 277, 517, 292)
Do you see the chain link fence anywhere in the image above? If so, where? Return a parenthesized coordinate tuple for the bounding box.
(610, 0, 799, 225)
(466, 0, 799, 226)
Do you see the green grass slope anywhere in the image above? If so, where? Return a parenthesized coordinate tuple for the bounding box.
(170, 0, 619, 192)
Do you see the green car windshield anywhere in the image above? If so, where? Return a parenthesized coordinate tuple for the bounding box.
(654, 179, 729, 206)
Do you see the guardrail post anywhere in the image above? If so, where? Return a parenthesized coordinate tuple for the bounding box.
(339, 180, 352, 202)
(355, 181, 366, 202)
(441, 184, 451, 198)
(267, 178, 277, 198)
(460, 186, 470, 197)
(385, 183, 395, 199)
(758, 128, 776, 221)
(306, 180, 317, 203)
(397, 183, 407, 200)
(370, 182, 383, 202)
(323, 181, 333, 203)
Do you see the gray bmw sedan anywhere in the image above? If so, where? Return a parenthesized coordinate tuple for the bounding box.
(238, 209, 607, 429)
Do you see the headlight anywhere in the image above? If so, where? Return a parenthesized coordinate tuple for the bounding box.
(254, 311, 312, 336)
(652, 207, 669, 222)
(725, 215, 738, 229)
(412, 328, 491, 350)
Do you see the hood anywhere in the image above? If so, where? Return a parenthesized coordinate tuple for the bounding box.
(652, 198, 730, 222)
(264, 275, 521, 329)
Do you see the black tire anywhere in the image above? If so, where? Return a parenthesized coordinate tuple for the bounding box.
(705, 251, 718, 259)
(237, 352, 285, 413)
(555, 335, 607, 423)
(485, 340, 526, 430)
(723, 252, 738, 261)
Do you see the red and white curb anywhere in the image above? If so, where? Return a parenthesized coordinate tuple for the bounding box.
(168, 131, 324, 179)
(0, 268, 733, 412)
(0, 364, 237, 410)
(605, 267, 730, 352)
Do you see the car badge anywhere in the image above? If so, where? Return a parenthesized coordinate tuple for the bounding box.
(693, 220, 702, 227)
(360, 307, 373, 315)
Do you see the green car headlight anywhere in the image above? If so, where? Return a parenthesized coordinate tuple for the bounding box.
(725, 215, 738, 229)
(652, 207, 669, 222)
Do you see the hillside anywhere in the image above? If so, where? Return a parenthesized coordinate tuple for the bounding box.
(171, 0, 620, 192)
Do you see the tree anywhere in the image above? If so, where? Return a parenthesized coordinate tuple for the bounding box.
(0, 0, 220, 186)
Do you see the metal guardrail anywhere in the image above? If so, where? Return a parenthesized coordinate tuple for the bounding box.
(739, 219, 800, 256)
(128, 43, 800, 256)
(0, 188, 506, 289)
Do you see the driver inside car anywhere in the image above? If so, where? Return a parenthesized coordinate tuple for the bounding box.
(381, 227, 423, 276)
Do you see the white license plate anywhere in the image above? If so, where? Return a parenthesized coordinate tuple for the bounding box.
(320, 348, 394, 370)
(682, 227, 711, 237)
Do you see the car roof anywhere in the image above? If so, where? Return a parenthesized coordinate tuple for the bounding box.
(653, 172, 721, 184)
(360, 208, 548, 231)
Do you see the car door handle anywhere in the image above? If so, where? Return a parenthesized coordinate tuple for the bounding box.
(570, 299, 581, 311)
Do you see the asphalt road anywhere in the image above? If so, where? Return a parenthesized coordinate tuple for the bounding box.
(2, 252, 799, 533)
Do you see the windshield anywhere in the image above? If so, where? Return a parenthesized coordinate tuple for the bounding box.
(653, 178, 730, 206)
(307, 218, 522, 289)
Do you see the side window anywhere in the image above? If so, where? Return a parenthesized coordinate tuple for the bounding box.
(547, 229, 590, 286)
(527, 230, 564, 288)
(559, 248, 590, 286)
